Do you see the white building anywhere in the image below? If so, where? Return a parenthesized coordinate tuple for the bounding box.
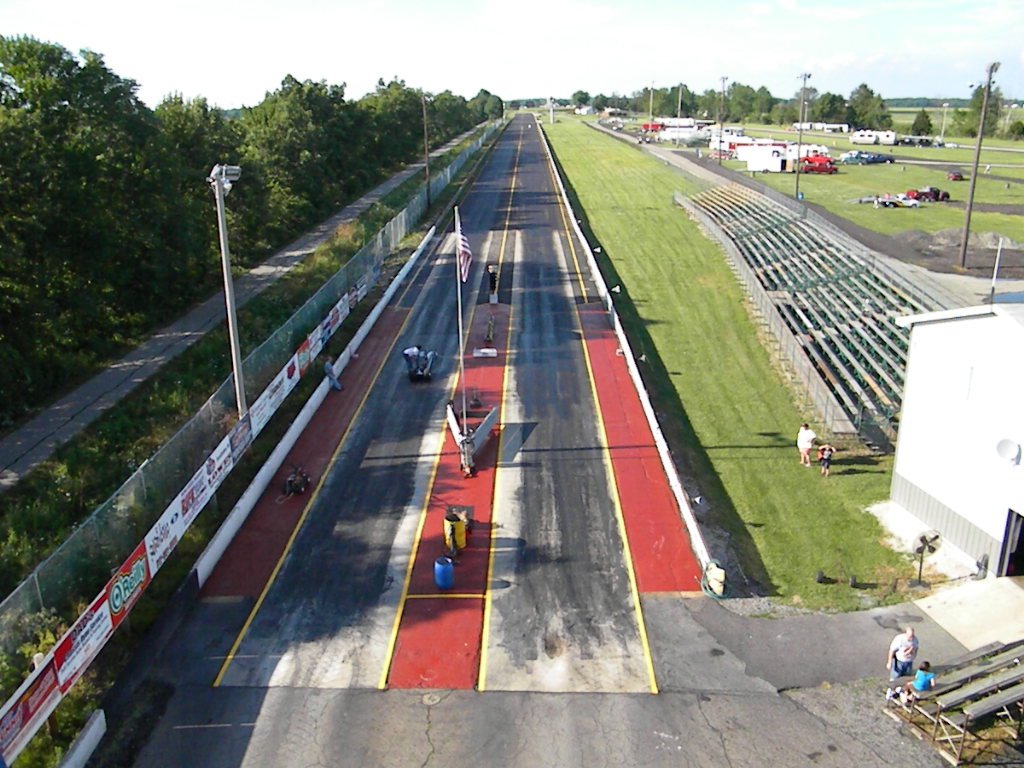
(892, 304, 1024, 577)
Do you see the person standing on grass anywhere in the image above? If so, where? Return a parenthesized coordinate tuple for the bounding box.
(324, 355, 342, 391)
(818, 443, 835, 476)
(797, 423, 817, 467)
(886, 626, 919, 681)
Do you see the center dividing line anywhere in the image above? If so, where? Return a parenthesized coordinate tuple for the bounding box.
(478, 129, 524, 693)
(212, 310, 412, 688)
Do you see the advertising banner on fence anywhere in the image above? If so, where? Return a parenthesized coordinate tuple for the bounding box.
(53, 591, 113, 694)
(204, 433, 234, 493)
(0, 655, 61, 765)
(145, 497, 183, 577)
(248, 353, 300, 438)
(228, 413, 252, 465)
(296, 338, 312, 378)
(178, 462, 211, 531)
(106, 541, 151, 631)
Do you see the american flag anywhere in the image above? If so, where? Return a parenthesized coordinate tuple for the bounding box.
(455, 206, 472, 283)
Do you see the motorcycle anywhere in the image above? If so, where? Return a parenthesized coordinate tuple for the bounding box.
(283, 464, 311, 497)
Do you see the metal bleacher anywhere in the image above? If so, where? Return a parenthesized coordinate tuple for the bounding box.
(686, 182, 942, 448)
(891, 639, 1024, 765)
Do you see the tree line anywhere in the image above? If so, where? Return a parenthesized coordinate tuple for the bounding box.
(528, 81, 1022, 139)
(0, 36, 503, 429)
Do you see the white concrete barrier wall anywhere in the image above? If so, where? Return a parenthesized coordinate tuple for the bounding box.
(536, 122, 712, 568)
(195, 228, 436, 588)
(57, 709, 106, 768)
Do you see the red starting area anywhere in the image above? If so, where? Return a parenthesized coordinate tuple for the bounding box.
(386, 303, 510, 689)
(580, 308, 703, 593)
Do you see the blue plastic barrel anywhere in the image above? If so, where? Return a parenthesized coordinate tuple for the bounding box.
(434, 557, 454, 590)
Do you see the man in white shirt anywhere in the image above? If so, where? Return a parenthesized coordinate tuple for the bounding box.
(796, 423, 817, 467)
(886, 626, 919, 681)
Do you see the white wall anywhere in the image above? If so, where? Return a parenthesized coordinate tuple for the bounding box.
(896, 313, 1024, 540)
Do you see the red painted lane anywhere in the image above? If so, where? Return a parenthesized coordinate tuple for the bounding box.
(387, 304, 509, 689)
(202, 308, 408, 599)
(580, 308, 703, 593)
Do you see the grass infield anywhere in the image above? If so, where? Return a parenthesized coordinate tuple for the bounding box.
(543, 119, 910, 611)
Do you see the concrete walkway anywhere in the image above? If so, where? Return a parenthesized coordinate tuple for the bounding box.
(0, 131, 475, 492)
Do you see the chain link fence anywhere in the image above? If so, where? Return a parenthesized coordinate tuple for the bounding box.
(0, 124, 499, 654)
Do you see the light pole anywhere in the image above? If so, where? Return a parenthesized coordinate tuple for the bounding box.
(939, 102, 950, 142)
(959, 62, 1000, 270)
(421, 94, 431, 209)
(1005, 103, 1020, 133)
(718, 76, 728, 166)
(795, 72, 811, 201)
(208, 163, 247, 418)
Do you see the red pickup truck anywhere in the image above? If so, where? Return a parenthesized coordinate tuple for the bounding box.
(801, 155, 838, 174)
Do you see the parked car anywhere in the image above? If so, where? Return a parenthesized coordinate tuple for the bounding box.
(862, 153, 895, 164)
(906, 186, 950, 202)
(947, 170, 964, 181)
(801, 160, 838, 174)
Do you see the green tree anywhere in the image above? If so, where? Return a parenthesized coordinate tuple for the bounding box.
(571, 90, 590, 106)
(847, 83, 892, 129)
(727, 82, 756, 121)
(953, 84, 1003, 137)
(812, 92, 848, 123)
(0, 36, 178, 422)
(910, 108, 933, 136)
(752, 86, 776, 121)
(592, 93, 608, 111)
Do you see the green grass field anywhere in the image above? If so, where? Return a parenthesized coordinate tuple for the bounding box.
(723, 160, 1024, 241)
(544, 120, 909, 611)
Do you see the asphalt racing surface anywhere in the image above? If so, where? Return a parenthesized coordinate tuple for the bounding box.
(128, 116, 954, 767)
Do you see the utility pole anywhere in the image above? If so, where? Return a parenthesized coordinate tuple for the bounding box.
(677, 83, 683, 119)
(649, 81, 654, 123)
(959, 62, 1000, 270)
(795, 72, 811, 201)
(421, 94, 431, 209)
(718, 76, 728, 165)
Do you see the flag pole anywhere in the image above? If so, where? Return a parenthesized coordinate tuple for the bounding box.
(455, 207, 468, 435)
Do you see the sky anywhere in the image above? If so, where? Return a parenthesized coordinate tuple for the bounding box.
(2, 0, 1022, 109)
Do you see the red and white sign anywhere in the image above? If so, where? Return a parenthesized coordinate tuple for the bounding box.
(145, 498, 184, 576)
(178, 464, 211, 530)
(106, 542, 151, 631)
(249, 353, 300, 437)
(53, 591, 113, 693)
(0, 656, 61, 764)
(204, 434, 234, 493)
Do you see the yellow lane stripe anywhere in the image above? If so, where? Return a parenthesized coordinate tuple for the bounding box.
(405, 593, 485, 600)
(213, 314, 409, 687)
(478, 126, 524, 692)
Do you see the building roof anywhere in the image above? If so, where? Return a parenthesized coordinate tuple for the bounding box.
(896, 302, 1024, 331)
